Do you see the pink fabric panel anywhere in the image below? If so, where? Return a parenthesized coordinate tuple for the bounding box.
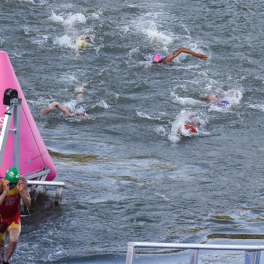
(0, 51, 56, 181)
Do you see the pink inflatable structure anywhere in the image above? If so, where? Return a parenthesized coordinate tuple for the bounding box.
(0, 51, 56, 181)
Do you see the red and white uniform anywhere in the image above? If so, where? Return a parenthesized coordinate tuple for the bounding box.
(0, 179, 21, 238)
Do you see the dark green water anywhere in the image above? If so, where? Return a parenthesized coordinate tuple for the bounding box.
(1, 0, 264, 263)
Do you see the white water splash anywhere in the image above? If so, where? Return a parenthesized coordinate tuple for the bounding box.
(170, 92, 203, 107)
(53, 34, 78, 50)
(132, 14, 173, 47)
(136, 111, 161, 121)
(48, 11, 64, 24)
(248, 103, 264, 112)
(63, 13, 86, 28)
(155, 193, 170, 201)
(168, 110, 206, 143)
(98, 100, 110, 109)
(48, 11, 86, 28)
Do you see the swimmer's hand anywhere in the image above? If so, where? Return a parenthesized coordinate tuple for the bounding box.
(4, 180, 10, 194)
(17, 180, 24, 193)
(196, 53, 208, 60)
(41, 102, 58, 115)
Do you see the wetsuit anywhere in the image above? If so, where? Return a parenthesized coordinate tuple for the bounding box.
(0, 179, 21, 239)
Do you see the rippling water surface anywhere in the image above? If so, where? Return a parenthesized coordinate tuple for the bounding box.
(1, 0, 264, 263)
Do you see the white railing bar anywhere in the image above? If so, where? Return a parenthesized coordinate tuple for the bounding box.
(128, 242, 264, 251)
(27, 180, 65, 187)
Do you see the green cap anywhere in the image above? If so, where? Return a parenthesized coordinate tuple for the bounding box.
(5, 167, 19, 183)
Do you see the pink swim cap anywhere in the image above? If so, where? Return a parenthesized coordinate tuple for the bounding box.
(153, 54, 163, 63)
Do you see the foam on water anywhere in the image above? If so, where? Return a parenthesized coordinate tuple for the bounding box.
(248, 103, 264, 112)
(170, 92, 203, 107)
(53, 34, 78, 50)
(48, 11, 64, 24)
(95, 100, 110, 110)
(153, 125, 167, 137)
(22, 26, 33, 36)
(48, 11, 87, 27)
(89, 10, 102, 20)
(224, 89, 243, 104)
(58, 75, 79, 84)
(136, 111, 161, 121)
(154, 193, 170, 201)
(132, 13, 173, 48)
(63, 13, 86, 28)
(31, 35, 48, 47)
(62, 100, 78, 112)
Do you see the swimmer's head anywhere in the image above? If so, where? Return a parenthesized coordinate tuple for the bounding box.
(6, 167, 19, 183)
(153, 54, 163, 63)
(76, 113, 85, 117)
(75, 39, 88, 48)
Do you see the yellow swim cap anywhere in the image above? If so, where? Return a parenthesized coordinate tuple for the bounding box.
(75, 39, 88, 48)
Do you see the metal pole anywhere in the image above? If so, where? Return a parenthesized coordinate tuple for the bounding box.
(189, 249, 199, 264)
(245, 251, 261, 264)
(0, 107, 14, 165)
(12, 98, 21, 170)
(126, 244, 135, 264)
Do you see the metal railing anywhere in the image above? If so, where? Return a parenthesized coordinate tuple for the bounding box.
(126, 242, 263, 264)
(19, 179, 66, 212)
(27, 180, 65, 204)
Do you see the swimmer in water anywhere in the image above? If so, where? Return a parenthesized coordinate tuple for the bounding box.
(178, 120, 201, 135)
(153, 47, 208, 63)
(75, 34, 92, 48)
(41, 86, 85, 117)
(205, 94, 229, 106)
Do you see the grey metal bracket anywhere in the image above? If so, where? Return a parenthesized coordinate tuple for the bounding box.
(0, 97, 21, 170)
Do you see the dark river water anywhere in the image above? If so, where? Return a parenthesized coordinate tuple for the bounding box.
(1, 0, 264, 263)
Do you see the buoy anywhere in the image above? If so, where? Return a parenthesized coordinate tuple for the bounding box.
(0, 51, 56, 181)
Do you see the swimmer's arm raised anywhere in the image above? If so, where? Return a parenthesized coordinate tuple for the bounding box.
(163, 47, 208, 62)
(162, 49, 181, 62)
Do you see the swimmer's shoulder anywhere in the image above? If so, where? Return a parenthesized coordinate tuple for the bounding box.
(162, 55, 172, 63)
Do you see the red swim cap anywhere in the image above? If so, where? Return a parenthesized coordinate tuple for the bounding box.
(184, 124, 197, 133)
